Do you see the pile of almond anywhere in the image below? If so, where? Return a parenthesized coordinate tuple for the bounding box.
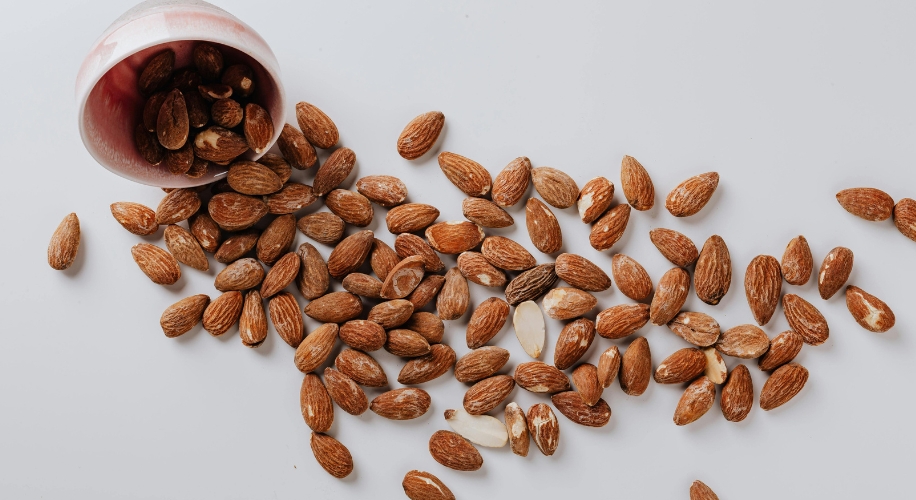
(49, 96, 904, 499)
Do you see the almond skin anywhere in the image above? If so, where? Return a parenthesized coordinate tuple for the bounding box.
(296, 242, 330, 300)
(505, 264, 558, 306)
(542, 287, 597, 320)
(781, 235, 813, 285)
(397, 111, 445, 159)
(399, 344, 457, 385)
(612, 254, 653, 301)
(164, 224, 208, 271)
(836, 187, 894, 221)
(309, 432, 352, 479)
(466, 297, 511, 348)
(649, 267, 690, 325)
(673, 376, 716, 425)
(371, 388, 431, 420)
(571, 363, 602, 406)
(846, 286, 895, 332)
(531, 167, 579, 209)
(207, 192, 267, 231)
(554, 253, 611, 292)
(463, 374, 516, 415)
(595, 303, 650, 339)
(526, 198, 563, 254)
(265, 183, 317, 214)
(277, 123, 317, 169)
(131, 243, 180, 285)
(406, 276, 446, 311)
(160, 294, 210, 338)
(721, 364, 753, 422)
(110, 202, 158, 236)
(553, 318, 596, 370)
(386, 203, 440, 234)
(620, 336, 652, 396)
(438, 151, 492, 197)
(577, 177, 614, 223)
(457, 251, 507, 288)
(157, 188, 201, 225)
(716, 324, 770, 359)
(268, 292, 304, 347)
(260, 252, 301, 298)
(326, 189, 374, 227)
(515, 362, 570, 394)
(402, 470, 455, 500)
(481, 236, 536, 271)
(404, 312, 445, 343)
(665, 172, 719, 217)
(305, 292, 362, 323)
(620, 155, 655, 210)
(215, 232, 258, 264)
(356, 175, 408, 207)
(429, 430, 483, 471)
(527, 403, 560, 456)
(757, 330, 803, 371)
(491, 156, 532, 207)
(668, 311, 721, 347)
(426, 221, 485, 254)
(297, 212, 345, 246)
(300, 373, 334, 432)
(395, 234, 445, 273)
(380, 255, 426, 299)
(760, 362, 809, 410)
(654, 348, 706, 384)
(818, 246, 854, 300)
(339, 320, 387, 351)
(324, 367, 369, 416)
(202, 291, 243, 335)
(214, 257, 264, 292)
(295, 101, 339, 149)
(48, 213, 80, 270)
(462, 197, 514, 228)
(313, 147, 356, 197)
(694, 235, 731, 305)
(893, 198, 916, 242)
(597, 346, 621, 388)
(745, 255, 782, 325)
(504, 402, 530, 456)
(227, 161, 283, 195)
(371, 238, 402, 281)
(455, 346, 510, 383)
(551, 391, 611, 427)
(649, 228, 698, 267)
(335, 349, 388, 387)
(294, 323, 339, 373)
(256, 214, 297, 266)
(438, 267, 470, 320)
(783, 293, 829, 345)
(327, 230, 374, 279)
(589, 203, 630, 251)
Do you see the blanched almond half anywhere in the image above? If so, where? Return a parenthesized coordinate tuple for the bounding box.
(513, 300, 546, 359)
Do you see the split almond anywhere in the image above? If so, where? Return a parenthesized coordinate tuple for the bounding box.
(525, 198, 563, 254)
(721, 364, 753, 422)
(371, 388, 431, 420)
(760, 362, 808, 411)
(846, 285, 895, 332)
(703, 347, 728, 384)
(551, 391, 611, 427)
(532, 167, 579, 209)
(673, 376, 715, 426)
(504, 402, 530, 456)
(397, 111, 445, 160)
(818, 246, 853, 300)
(444, 408, 508, 448)
(589, 204, 630, 251)
(596, 303, 650, 339)
(577, 177, 614, 223)
(491, 156, 531, 207)
(553, 318, 596, 370)
(527, 403, 560, 456)
(380, 255, 426, 299)
(466, 297, 510, 348)
(612, 254, 653, 301)
(665, 172, 719, 217)
(668, 311, 721, 347)
(649, 267, 690, 325)
(438, 151, 492, 197)
(836, 187, 894, 221)
(398, 344, 456, 385)
(428, 430, 483, 471)
(555, 253, 611, 292)
(783, 293, 829, 345)
(715, 324, 770, 359)
(781, 235, 813, 286)
(694, 235, 731, 305)
(513, 300, 546, 358)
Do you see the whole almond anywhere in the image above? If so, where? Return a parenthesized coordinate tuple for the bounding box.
(243, 103, 273, 154)
(513, 300, 546, 359)
(398, 344, 456, 385)
(336, 349, 387, 387)
(406, 276, 446, 311)
(368, 299, 414, 329)
(532, 167, 579, 209)
(210, 98, 243, 128)
(404, 312, 445, 344)
(397, 111, 445, 160)
(721, 364, 753, 422)
(597, 346, 621, 388)
(455, 346, 510, 383)
(265, 183, 317, 214)
(221, 64, 254, 97)
(202, 291, 243, 335)
(327, 230, 374, 279)
(143, 92, 168, 132)
(305, 292, 362, 323)
(505, 263, 558, 306)
(504, 402, 530, 456)
(356, 175, 408, 207)
(527, 403, 560, 456)
(491, 156, 532, 207)
(215, 232, 258, 264)
(111, 202, 157, 236)
(326, 189, 373, 227)
(526, 198, 563, 254)
(620, 336, 651, 396)
(164, 224, 208, 271)
(716, 324, 770, 359)
(781, 235, 813, 285)
(463, 374, 516, 415)
(466, 297, 511, 348)
(542, 287, 597, 320)
(426, 221, 485, 254)
(690, 481, 720, 500)
(185, 156, 208, 178)
(553, 318, 596, 370)
(757, 330, 803, 371)
(294, 323, 339, 373)
(135, 123, 165, 165)
(462, 197, 514, 228)
(300, 373, 334, 432)
(131, 243, 180, 285)
(620, 155, 655, 210)
(595, 303, 650, 339)
(695, 235, 731, 305)
(665, 172, 719, 217)
(760, 362, 809, 410)
(339, 320, 386, 351)
(381, 255, 426, 299)
(157, 188, 201, 225)
(208, 192, 268, 231)
(313, 147, 356, 196)
(296, 101, 339, 149)
(296, 242, 330, 300)
(649, 228, 699, 267)
(384, 329, 431, 357)
(438, 152, 492, 197)
(668, 311, 721, 346)
(444, 408, 508, 448)
(818, 246, 854, 300)
(192, 126, 248, 163)
(654, 348, 707, 384)
(783, 293, 829, 345)
(745, 255, 782, 325)
(893, 198, 916, 241)
(577, 177, 614, 223)
(189, 213, 220, 253)
(256, 214, 296, 265)
(589, 204, 631, 251)
(551, 391, 611, 427)
(402, 470, 455, 500)
(157, 89, 189, 150)
(395, 233, 445, 273)
(342, 273, 383, 299)
(612, 254, 653, 301)
(227, 161, 282, 195)
(571, 363, 602, 406)
(481, 236, 536, 271)
(371, 238, 402, 281)
(703, 347, 728, 384)
(674, 376, 716, 425)
(429, 430, 483, 471)
(649, 267, 690, 325)
(277, 123, 317, 169)
(138, 49, 174, 95)
(48, 213, 80, 270)
(371, 388, 431, 420)
(298, 212, 345, 245)
(165, 142, 194, 174)
(239, 290, 267, 347)
(845, 285, 895, 333)
(437, 267, 470, 320)
(457, 252, 507, 288)
(386, 203, 440, 234)
(309, 432, 352, 479)
(514, 362, 570, 393)
(555, 253, 611, 292)
(836, 187, 894, 221)
(160, 294, 210, 338)
(324, 367, 369, 416)
(268, 292, 304, 347)
(260, 252, 300, 298)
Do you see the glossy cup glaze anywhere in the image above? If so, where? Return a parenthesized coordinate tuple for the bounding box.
(75, 0, 286, 188)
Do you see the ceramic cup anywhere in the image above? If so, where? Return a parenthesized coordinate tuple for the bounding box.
(75, 0, 286, 188)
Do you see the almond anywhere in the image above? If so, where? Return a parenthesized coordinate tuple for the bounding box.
(690, 481, 720, 500)
(406, 277, 447, 313)
(309, 432, 352, 479)
(466, 297, 511, 348)
(336, 349, 388, 387)
(157, 89, 189, 150)
(589, 204, 630, 251)
(429, 430, 483, 471)
(239, 290, 267, 347)
(313, 147, 356, 196)
(214, 232, 258, 264)
(300, 373, 334, 432)
(716, 324, 770, 359)
(818, 246, 854, 300)
(438, 151, 492, 197)
(455, 346, 510, 383)
(164, 224, 208, 271)
(554, 253, 612, 292)
(226, 161, 283, 195)
(620, 155, 655, 210)
(371, 238, 402, 281)
(526, 198, 563, 254)
(649, 267, 690, 325)
(221, 64, 254, 98)
(277, 123, 317, 169)
(781, 235, 813, 285)
(399, 344, 456, 385)
(339, 320, 386, 351)
(198, 83, 232, 100)
(297, 212, 345, 245)
(551, 390, 612, 428)
(295, 101, 338, 149)
(505, 264, 558, 306)
(138, 49, 174, 95)
(491, 156, 532, 207)
(720, 364, 753, 422)
(836, 187, 894, 221)
(131, 243, 180, 285)
(402, 470, 455, 500)
(371, 388, 431, 420)
(258, 153, 292, 182)
(760, 362, 808, 410)
(462, 197, 514, 228)
(783, 293, 829, 345)
(620, 336, 652, 396)
(384, 329, 431, 357)
(513, 300, 546, 359)
(160, 294, 210, 338)
(654, 348, 706, 384)
(255, 214, 296, 265)
(143, 92, 168, 132)
(404, 312, 445, 344)
(577, 177, 614, 223)
(342, 273, 383, 299)
(611, 254, 653, 301)
(111, 202, 157, 236)
(135, 123, 165, 165)
(695, 235, 731, 305)
(668, 311, 721, 346)
(165, 142, 194, 174)
(260, 252, 300, 298)
(193, 126, 248, 163)
(444, 408, 508, 448)
(380, 255, 426, 299)
(397, 111, 445, 159)
(386, 203, 440, 234)
(457, 251, 507, 288)
(531, 167, 579, 209)
(542, 287, 597, 320)
(368, 299, 413, 329)
(356, 175, 408, 207)
(846, 285, 895, 333)
(265, 183, 317, 214)
(553, 318, 596, 370)
(157, 188, 201, 225)
(745, 255, 782, 325)
(649, 228, 699, 267)
(893, 198, 916, 242)
(597, 346, 621, 388)
(527, 403, 560, 456)
(190, 213, 220, 252)
(294, 323, 339, 373)
(214, 257, 263, 291)
(48, 213, 80, 271)
(595, 303, 651, 339)
(437, 267, 470, 320)
(515, 361, 570, 393)
(185, 91, 210, 131)
(426, 221, 485, 254)
(757, 330, 803, 371)
(305, 292, 362, 323)
(481, 236, 536, 271)
(326, 189, 374, 227)
(665, 172, 719, 217)
(464, 374, 515, 415)
(243, 103, 273, 154)
(703, 347, 728, 384)
(208, 192, 268, 231)
(327, 230, 374, 279)
(324, 367, 369, 416)
(202, 291, 243, 335)
(210, 98, 243, 128)
(504, 402, 530, 456)
(673, 376, 715, 425)
(571, 363, 602, 406)
(395, 233, 446, 273)
(268, 292, 304, 347)
(296, 242, 330, 300)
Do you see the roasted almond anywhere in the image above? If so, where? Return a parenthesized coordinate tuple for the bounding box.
(384, 329, 431, 357)
(226, 161, 282, 195)
(463, 374, 515, 415)
(367, 299, 414, 329)
(455, 346, 510, 383)
(296, 242, 330, 300)
(649, 267, 690, 325)
(846, 285, 895, 332)
(721, 364, 753, 422)
(526, 198, 563, 254)
(668, 311, 721, 347)
(371, 388, 431, 420)
(157, 89, 189, 150)
(402, 470, 455, 500)
(893, 198, 916, 242)
(491, 156, 532, 207)
(595, 303, 650, 339)
(48, 213, 80, 271)
(426, 221, 485, 254)
(208, 192, 268, 231)
(267, 292, 304, 347)
(336, 349, 388, 387)
(611, 254, 653, 301)
(202, 291, 243, 335)
(553, 318, 596, 370)
(429, 430, 483, 471)
(406, 276, 446, 311)
(210, 98, 243, 128)
(577, 177, 614, 223)
(745, 255, 782, 325)
(239, 290, 267, 347)
(571, 363, 602, 406)
(781, 235, 813, 286)
(760, 362, 808, 411)
(504, 402, 530, 456)
(164, 224, 209, 271)
(466, 297, 511, 348)
(513, 300, 546, 359)
(457, 251, 507, 288)
(277, 123, 317, 169)
(165, 142, 194, 174)
(589, 204, 630, 251)
(673, 376, 715, 425)
(462, 197, 514, 228)
(554, 253, 611, 292)
(371, 238, 402, 281)
(716, 324, 770, 359)
(324, 367, 368, 416)
(398, 344, 456, 385)
(256, 214, 296, 266)
(703, 347, 728, 384)
(221, 64, 254, 97)
(515, 361, 570, 393)
(620, 336, 651, 396)
(189, 213, 220, 253)
(305, 292, 362, 323)
(757, 330, 802, 371)
(326, 189, 373, 227)
(214, 232, 258, 264)
(438, 151, 492, 197)
(243, 103, 273, 154)
(192, 126, 248, 163)
(342, 273, 383, 299)
(160, 294, 210, 338)
(527, 403, 560, 456)
(294, 323, 339, 373)
(386, 203, 440, 234)
(620, 155, 655, 210)
(531, 167, 579, 209)
(380, 255, 426, 299)
(542, 287, 597, 320)
(138, 49, 174, 95)
(131, 243, 180, 285)
(295, 101, 338, 149)
(327, 230, 374, 279)
(157, 188, 201, 225)
(299, 373, 334, 432)
(111, 202, 157, 236)
(135, 123, 165, 165)
(297, 212, 345, 245)
(690, 481, 720, 500)
(397, 111, 445, 160)
(356, 175, 408, 207)
(649, 228, 698, 267)
(313, 147, 356, 196)
(836, 187, 894, 221)
(783, 293, 829, 345)
(395, 233, 445, 273)
(694, 235, 731, 305)
(264, 182, 317, 214)
(505, 263, 557, 306)
(260, 252, 300, 298)
(437, 267, 470, 320)
(339, 320, 386, 351)
(818, 246, 854, 300)
(309, 432, 352, 479)
(597, 346, 621, 388)
(654, 348, 706, 384)
(143, 92, 168, 132)
(551, 391, 611, 427)
(665, 172, 719, 217)
(481, 235, 536, 271)
(444, 408, 508, 448)
(404, 312, 445, 344)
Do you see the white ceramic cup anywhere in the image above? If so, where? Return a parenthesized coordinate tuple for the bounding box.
(75, 0, 286, 188)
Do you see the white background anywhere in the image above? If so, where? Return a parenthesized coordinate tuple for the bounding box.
(2, 1, 915, 498)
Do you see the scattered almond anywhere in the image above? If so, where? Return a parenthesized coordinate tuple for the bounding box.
(384, 329, 431, 357)
(720, 364, 753, 422)
(309, 432, 352, 479)
(207, 192, 267, 231)
(551, 391, 611, 427)
(336, 349, 388, 387)
(426, 221, 485, 254)
(589, 204, 630, 251)
(397, 111, 445, 160)
(744, 255, 782, 325)
(491, 157, 532, 207)
(189, 213, 220, 253)
(577, 177, 614, 223)
(542, 287, 596, 320)
(715, 324, 770, 359)
(438, 151, 492, 197)
(466, 297, 511, 348)
(277, 123, 317, 169)
(620, 336, 652, 396)
(531, 167, 579, 209)
(403, 308, 446, 343)
(845, 285, 895, 332)
(371, 388, 431, 420)
(649, 267, 690, 325)
(649, 228, 698, 267)
(654, 348, 706, 384)
(324, 367, 369, 416)
(239, 290, 267, 347)
(620, 155, 655, 210)
(673, 376, 715, 426)
(481, 236, 537, 271)
(294, 323, 339, 373)
(455, 346, 510, 383)
(597, 346, 621, 388)
(554, 253, 612, 292)
(356, 175, 408, 207)
(327, 230, 374, 279)
(215, 232, 258, 264)
(703, 347, 728, 384)
(457, 251, 507, 288)
(264, 183, 317, 214)
(164, 224, 208, 271)
(296, 242, 330, 300)
(111, 202, 157, 236)
(694, 235, 731, 305)
(462, 197, 514, 228)
(668, 311, 721, 346)
(157, 188, 201, 225)
(611, 254, 653, 301)
(595, 303, 650, 339)
(214, 257, 264, 291)
(300, 373, 334, 432)
(781, 235, 813, 285)
(339, 319, 387, 352)
(526, 198, 563, 254)
(371, 238, 402, 281)
(296, 101, 339, 149)
(665, 172, 719, 217)
(267, 292, 304, 347)
(227, 161, 283, 195)
(297, 212, 345, 245)
(398, 344, 456, 385)
(313, 147, 356, 196)
(342, 272, 383, 299)
(386, 203, 440, 234)
(326, 189, 374, 227)
(202, 291, 243, 335)
(131, 243, 180, 285)
(438, 267, 470, 320)
(402, 470, 455, 500)
(818, 246, 854, 300)
(760, 362, 809, 411)
(504, 402, 530, 456)
(463, 374, 516, 415)
(428, 430, 483, 471)
(893, 198, 916, 241)
(553, 318, 596, 370)
(160, 294, 210, 338)
(527, 403, 560, 456)
(395, 233, 446, 273)
(367, 298, 414, 328)
(836, 187, 894, 221)
(48, 213, 80, 270)
(505, 264, 558, 306)
(571, 363, 602, 406)
(757, 330, 803, 371)
(514, 361, 570, 393)
(513, 300, 546, 359)
(783, 293, 829, 345)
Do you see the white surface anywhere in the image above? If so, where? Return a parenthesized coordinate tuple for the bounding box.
(2, 1, 915, 498)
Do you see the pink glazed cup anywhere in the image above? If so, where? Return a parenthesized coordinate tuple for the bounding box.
(75, 0, 286, 188)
